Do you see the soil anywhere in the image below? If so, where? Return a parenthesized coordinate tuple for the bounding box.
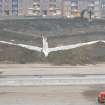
(0, 18, 105, 65)
(0, 42, 105, 65)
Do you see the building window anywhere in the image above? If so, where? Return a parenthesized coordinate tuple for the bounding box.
(33, 4, 40, 8)
(12, 6, 18, 10)
(0, 0, 2, 4)
(51, 10, 56, 13)
(33, 0, 40, 2)
(4, 10, 9, 15)
(12, 10, 18, 16)
(12, 0, 18, 16)
(50, 0, 56, 2)
(71, 1, 78, 6)
(33, 9, 40, 15)
(12, 0, 18, 4)
(49, 4, 56, 8)
(43, 10, 47, 15)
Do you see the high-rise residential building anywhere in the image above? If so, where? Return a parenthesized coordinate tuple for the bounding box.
(27, 0, 63, 16)
(63, 0, 71, 17)
(22, 0, 29, 16)
(0, 0, 103, 18)
(63, 0, 80, 18)
(12, 0, 18, 16)
(63, 0, 101, 18)
(70, 0, 80, 17)
(0, 0, 24, 16)
(4, 0, 10, 16)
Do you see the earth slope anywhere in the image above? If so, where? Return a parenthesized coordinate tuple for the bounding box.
(0, 42, 105, 65)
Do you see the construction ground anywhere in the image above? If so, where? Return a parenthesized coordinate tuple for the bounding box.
(0, 18, 105, 65)
(0, 18, 105, 105)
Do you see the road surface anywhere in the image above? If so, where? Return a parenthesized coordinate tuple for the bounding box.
(0, 64, 104, 105)
(0, 74, 105, 86)
(0, 85, 103, 105)
(0, 64, 105, 75)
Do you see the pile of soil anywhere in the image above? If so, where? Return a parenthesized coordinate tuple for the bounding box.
(48, 42, 105, 65)
(0, 42, 105, 65)
(0, 43, 42, 64)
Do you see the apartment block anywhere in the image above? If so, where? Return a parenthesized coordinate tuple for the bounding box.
(12, 0, 19, 16)
(23, 0, 105, 18)
(63, 0, 71, 17)
(28, 0, 63, 16)
(63, 0, 80, 18)
(0, 0, 24, 16)
(48, 0, 63, 16)
(63, 0, 101, 18)
(0, 0, 104, 18)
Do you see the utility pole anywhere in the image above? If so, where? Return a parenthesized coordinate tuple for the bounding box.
(88, 7, 93, 22)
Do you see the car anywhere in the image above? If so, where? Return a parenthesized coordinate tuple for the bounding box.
(98, 91, 105, 103)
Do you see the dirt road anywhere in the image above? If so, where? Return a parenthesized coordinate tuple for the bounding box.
(0, 85, 103, 105)
(0, 64, 105, 75)
(0, 65, 104, 105)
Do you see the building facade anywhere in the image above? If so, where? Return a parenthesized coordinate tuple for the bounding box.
(28, 0, 63, 16)
(62, 0, 81, 18)
(0, 0, 24, 16)
(63, 0, 105, 18)
(12, 0, 19, 16)
(0, 0, 104, 18)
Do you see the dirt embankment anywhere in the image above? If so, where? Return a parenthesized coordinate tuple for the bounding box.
(0, 42, 105, 65)
(0, 18, 105, 47)
(0, 18, 105, 65)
